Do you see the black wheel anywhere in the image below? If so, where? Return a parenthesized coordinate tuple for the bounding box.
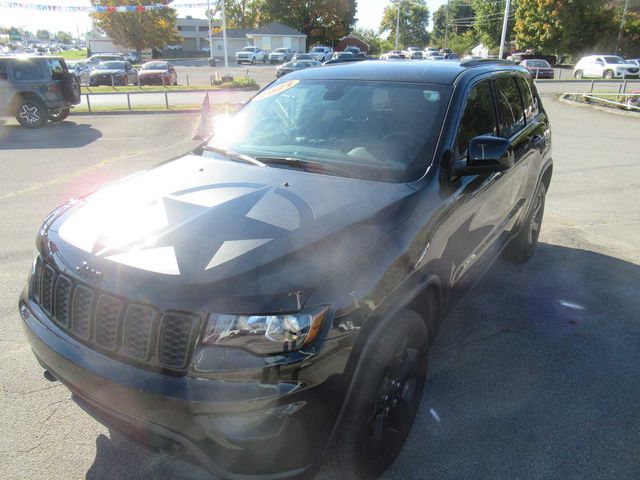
(604, 70, 614, 79)
(15, 98, 48, 128)
(324, 309, 429, 478)
(121, 75, 128, 86)
(49, 107, 70, 122)
(574, 70, 583, 79)
(504, 183, 546, 263)
(251, 57, 256, 64)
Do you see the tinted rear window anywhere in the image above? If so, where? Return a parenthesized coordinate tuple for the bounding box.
(12, 60, 44, 81)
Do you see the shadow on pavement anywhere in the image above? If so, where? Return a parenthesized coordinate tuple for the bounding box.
(84, 243, 640, 480)
(0, 120, 102, 150)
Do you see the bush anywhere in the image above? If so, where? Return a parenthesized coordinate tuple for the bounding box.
(227, 76, 259, 89)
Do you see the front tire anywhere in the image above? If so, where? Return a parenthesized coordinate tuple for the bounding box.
(251, 57, 256, 64)
(324, 309, 429, 478)
(604, 70, 614, 79)
(504, 183, 546, 263)
(121, 75, 128, 86)
(15, 98, 48, 128)
(574, 70, 583, 79)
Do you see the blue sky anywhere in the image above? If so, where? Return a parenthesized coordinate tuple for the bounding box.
(0, 0, 447, 34)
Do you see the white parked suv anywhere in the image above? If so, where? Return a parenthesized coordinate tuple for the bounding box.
(309, 46, 333, 62)
(236, 46, 267, 64)
(574, 55, 640, 79)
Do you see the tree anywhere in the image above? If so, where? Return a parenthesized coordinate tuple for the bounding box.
(352, 27, 383, 55)
(379, 0, 430, 49)
(224, 0, 265, 29)
(432, 2, 475, 45)
(471, 0, 516, 50)
(55, 31, 73, 44)
(448, 30, 479, 55)
(36, 29, 50, 41)
(90, 0, 180, 55)
(261, 0, 357, 47)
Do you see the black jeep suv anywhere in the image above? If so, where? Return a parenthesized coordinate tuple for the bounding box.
(0, 56, 81, 128)
(19, 60, 552, 478)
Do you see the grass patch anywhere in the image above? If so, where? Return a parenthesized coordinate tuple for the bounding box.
(60, 49, 88, 61)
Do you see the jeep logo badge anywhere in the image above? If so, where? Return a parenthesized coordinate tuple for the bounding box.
(75, 261, 103, 284)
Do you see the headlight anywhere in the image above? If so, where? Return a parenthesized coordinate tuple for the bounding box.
(201, 306, 328, 355)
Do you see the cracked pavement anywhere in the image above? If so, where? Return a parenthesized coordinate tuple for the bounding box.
(1, 96, 639, 480)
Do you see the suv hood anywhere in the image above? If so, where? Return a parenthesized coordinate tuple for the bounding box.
(42, 155, 417, 312)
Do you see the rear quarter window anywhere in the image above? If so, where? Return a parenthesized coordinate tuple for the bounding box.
(11, 61, 45, 81)
(516, 76, 538, 122)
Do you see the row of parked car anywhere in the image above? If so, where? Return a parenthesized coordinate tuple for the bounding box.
(66, 54, 178, 86)
(236, 45, 370, 65)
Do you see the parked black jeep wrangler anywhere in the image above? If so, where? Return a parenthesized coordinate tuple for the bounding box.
(0, 56, 81, 128)
(19, 59, 552, 478)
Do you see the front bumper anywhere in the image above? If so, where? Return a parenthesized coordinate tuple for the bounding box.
(89, 76, 122, 86)
(19, 291, 352, 479)
(139, 75, 167, 85)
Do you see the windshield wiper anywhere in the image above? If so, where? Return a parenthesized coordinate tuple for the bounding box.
(254, 156, 364, 179)
(202, 146, 266, 167)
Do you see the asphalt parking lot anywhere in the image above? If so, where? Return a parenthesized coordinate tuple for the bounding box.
(0, 96, 639, 479)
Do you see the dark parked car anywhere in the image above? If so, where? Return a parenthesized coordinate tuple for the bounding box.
(0, 55, 80, 127)
(138, 61, 177, 85)
(89, 61, 138, 86)
(520, 59, 554, 79)
(20, 60, 552, 479)
(292, 53, 313, 61)
(276, 59, 321, 77)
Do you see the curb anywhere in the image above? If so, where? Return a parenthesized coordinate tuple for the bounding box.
(69, 109, 200, 116)
(558, 93, 640, 119)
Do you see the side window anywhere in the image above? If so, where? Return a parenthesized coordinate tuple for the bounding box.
(455, 80, 497, 159)
(516, 76, 537, 122)
(493, 77, 525, 138)
(12, 61, 44, 81)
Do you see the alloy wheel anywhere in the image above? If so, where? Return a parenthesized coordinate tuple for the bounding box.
(19, 104, 41, 125)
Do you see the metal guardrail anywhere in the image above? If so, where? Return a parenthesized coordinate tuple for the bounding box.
(563, 92, 640, 112)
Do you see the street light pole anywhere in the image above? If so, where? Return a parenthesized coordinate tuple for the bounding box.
(498, 0, 511, 60)
(222, 0, 228, 68)
(444, 0, 450, 49)
(394, 0, 400, 50)
(207, 0, 214, 65)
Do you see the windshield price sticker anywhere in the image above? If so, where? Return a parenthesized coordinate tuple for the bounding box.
(254, 80, 299, 101)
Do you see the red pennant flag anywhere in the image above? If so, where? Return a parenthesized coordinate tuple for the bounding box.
(136, 5, 144, 12)
(107, 6, 116, 13)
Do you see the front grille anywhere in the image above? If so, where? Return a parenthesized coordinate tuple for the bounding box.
(30, 258, 201, 373)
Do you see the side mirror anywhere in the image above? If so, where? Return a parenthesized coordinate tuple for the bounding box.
(455, 136, 514, 176)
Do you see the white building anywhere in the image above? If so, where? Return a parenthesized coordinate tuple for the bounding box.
(471, 43, 490, 58)
(212, 23, 307, 58)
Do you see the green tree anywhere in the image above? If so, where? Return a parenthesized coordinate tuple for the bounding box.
(224, 0, 265, 29)
(379, 0, 430, 49)
(36, 29, 50, 41)
(471, 0, 517, 50)
(90, 0, 180, 55)
(432, 2, 475, 45)
(55, 31, 73, 44)
(556, 0, 616, 56)
(352, 27, 383, 55)
(448, 30, 479, 56)
(261, 0, 357, 47)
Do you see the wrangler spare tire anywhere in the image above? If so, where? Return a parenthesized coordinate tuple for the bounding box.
(61, 72, 81, 104)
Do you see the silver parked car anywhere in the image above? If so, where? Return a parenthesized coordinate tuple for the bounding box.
(66, 61, 91, 85)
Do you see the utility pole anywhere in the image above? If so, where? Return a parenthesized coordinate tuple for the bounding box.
(391, 0, 401, 51)
(222, 0, 228, 68)
(444, 0, 450, 49)
(498, 0, 511, 60)
(616, 0, 629, 54)
(207, 0, 214, 66)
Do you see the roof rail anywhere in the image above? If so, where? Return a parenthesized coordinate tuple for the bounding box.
(460, 58, 516, 68)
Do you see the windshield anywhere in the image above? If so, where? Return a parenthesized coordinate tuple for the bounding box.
(242, 47, 256, 52)
(603, 56, 624, 64)
(275, 48, 287, 53)
(142, 62, 167, 70)
(207, 79, 450, 182)
(98, 61, 125, 69)
(527, 60, 550, 67)
(311, 47, 325, 52)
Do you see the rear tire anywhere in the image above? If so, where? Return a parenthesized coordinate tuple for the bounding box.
(323, 309, 429, 479)
(574, 70, 583, 79)
(604, 70, 614, 79)
(504, 183, 546, 263)
(49, 107, 70, 122)
(15, 98, 48, 128)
